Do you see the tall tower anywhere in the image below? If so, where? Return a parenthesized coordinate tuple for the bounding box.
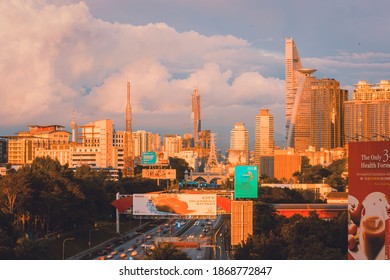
(192, 87, 201, 145)
(123, 81, 134, 177)
(206, 133, 219, 170)
(70, 110, 77, 143)
(254, 109, 274, 166)
(285, 38, 303, 148)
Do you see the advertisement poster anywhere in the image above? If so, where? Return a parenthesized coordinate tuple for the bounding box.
(142, 168, 176, 179)
(133, 193, 217, 216)
(348, 141, 390, 260)
(141, 151, 169, 165)
(234, 165, 258, 199)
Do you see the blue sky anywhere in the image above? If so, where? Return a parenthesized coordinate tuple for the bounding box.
(2, 0, 390, 149)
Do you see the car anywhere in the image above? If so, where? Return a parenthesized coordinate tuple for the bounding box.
(120, 253, 127, 259)
(111, 251, 118, 255)
(105, 254, 113, 259)
(146, 235, 152, 239)
(128, 247, 134, 252)
(130, 251, 138, 257)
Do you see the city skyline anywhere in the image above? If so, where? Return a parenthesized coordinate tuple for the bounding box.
(2, 1, 390, 150)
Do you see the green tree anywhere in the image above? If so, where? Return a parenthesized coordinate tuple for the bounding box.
(169, 157, 189, 181)
(0, 210, 19, 259)
(146, 243, 190, 260)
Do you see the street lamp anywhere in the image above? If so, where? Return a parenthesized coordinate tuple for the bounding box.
(88, 228, 99, 249)
(62, 237, 75, 260)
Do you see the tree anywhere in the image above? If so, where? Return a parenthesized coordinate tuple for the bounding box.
(0, 209, 19, 259)
(168, 157, 189, 181)
(146, 243, 190, 260)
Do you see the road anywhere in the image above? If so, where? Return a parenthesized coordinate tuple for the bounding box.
(89, 217, 228, 260)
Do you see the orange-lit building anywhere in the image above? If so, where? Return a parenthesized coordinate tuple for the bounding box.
(5, 125, 70, 165)
(273, 149, 301, 181)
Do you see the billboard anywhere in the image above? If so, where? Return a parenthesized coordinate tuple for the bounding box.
(141, 151, 169, 165)
(142, 169, 176, 179)
(133, 193, 216, 216)
(234, 165, 258, 199)
(348, 141, 390, 260)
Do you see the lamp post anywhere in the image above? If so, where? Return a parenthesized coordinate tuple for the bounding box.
(88, 228, 99, 249)
(62, 237, 75, 260)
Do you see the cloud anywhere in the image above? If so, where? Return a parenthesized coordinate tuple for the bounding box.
(0, 0, 286, 141)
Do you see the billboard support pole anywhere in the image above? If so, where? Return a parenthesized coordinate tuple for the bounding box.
(116, 192, 120, 234)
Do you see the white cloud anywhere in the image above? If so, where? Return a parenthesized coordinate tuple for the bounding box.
(0, 0, 286, 140)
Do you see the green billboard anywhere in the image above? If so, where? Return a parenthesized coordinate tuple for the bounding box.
(234, 165, 258, 199)
(142, 152, 157, 164)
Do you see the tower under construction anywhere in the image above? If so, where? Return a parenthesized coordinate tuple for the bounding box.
(123, 81, 134, 177)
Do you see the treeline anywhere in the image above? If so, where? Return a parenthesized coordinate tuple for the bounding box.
(0, 156, 166, 259)
(261, 157, 348, 192)
(234, 203, 347, 259)
(259, 187, 324, 203)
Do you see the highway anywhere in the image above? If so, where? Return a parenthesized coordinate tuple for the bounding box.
(89, 217, 228, 260)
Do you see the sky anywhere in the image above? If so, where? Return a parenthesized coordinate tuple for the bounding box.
(2, 0, 390, 150)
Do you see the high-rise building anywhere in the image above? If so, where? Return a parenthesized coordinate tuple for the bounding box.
(345, 80, 390, 143)
(285, 38, 303, 147)
(254, 109, 274, 168)
(133, 130, 148, 157)
(192, 87, 201, 145)
(229, 122, 249, 164)
(72, 119, 113, 168)
(285, 38, 347, 152)
(311, 78, 348, 150)
(163, 134, 182, 157)
(293, 69, 317, 152)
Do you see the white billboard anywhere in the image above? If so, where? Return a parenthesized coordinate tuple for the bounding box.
(142, 169, 176, 179)
(133, 193, 216, 216)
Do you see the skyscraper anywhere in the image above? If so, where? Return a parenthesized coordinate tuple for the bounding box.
(293, 69, 317, 152)
(285, 38, 347, 152)
(229, 122, 249, 164)
(285, 38, 303, 147)
(192, 87, 201, 145)
(254, 109, 274, 167)
(345, 80, 390, 143)
(311, 78, 348, 150)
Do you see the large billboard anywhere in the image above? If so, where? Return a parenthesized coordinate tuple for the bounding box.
(234, 165, 258, 199)
(141, 151, 169, 165)
(142, 169, 176, 179)
(133, 193, 217, 216)
(348, 141, 390, 260)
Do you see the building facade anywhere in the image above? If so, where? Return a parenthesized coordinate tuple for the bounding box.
(254, 109, 274, 168)
(6, 125, 70, 165)
(344, 80, 390, 143)
(285, 37, 303, 147)
(229, 122, 249, 164)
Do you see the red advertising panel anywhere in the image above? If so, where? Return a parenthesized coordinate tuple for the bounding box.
(348, 141, 390, 260)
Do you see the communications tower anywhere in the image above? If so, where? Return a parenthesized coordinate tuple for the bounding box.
(123, 81, 134, 177)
